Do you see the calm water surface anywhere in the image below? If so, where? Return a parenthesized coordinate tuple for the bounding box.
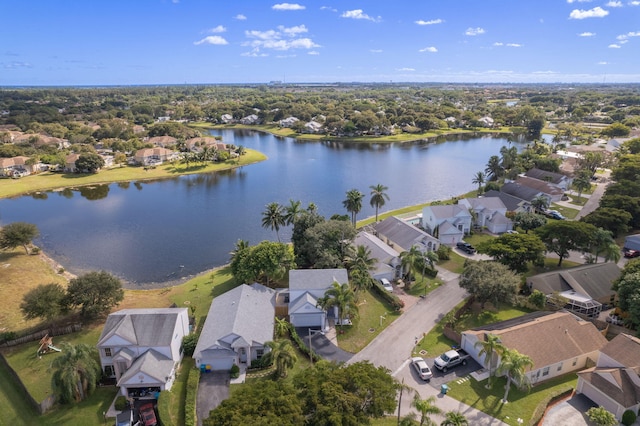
(0, 130, 524, 286)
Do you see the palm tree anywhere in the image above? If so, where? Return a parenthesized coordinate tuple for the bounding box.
(261, 202, 286, 242)
(484, 155, 504, 181)
(264, 339, 297, 378)
(51, 342, 101, 404)
(471, 171, 485, 196)
(473, 333, 506, 389)
(440, 411, 469, 426)
(531, 195, 549, 213)
(496, 348, 534, 403)
(322, 281, 358, 326)
(602, 241, 621, 264)
(345, 245, 376, 273)
(274, 317, 289, 338)
(229, 239, 249, 263)
(369, 183, 390, 222)
(284, 199, 302, 226)
(343, 188, 365, 226)
(400, 245, 423, 286)
(411, 394, 442, 426)
(500, 146, 518, 171)
(573, 173, 592, 202)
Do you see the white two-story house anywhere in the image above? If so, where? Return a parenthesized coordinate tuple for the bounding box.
(96, 308, 190, 397)
(422, 204, 472, 246)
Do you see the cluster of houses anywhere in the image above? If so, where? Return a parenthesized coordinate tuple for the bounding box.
(0, 130, 232, 177)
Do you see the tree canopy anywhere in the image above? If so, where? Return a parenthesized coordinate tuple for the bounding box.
(458, 261, 520, 308)
(20, 283, 68, 322)
(477, 233, 546, 273)
(66, 271, 124, 319)
(0, 222, 39, 254)
(51, 343, 101, 404)
(230, 241, 294, 286)
(535, 221, 599, 266)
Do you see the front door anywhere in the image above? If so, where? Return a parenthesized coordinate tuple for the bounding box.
(239, 347, 247, 363)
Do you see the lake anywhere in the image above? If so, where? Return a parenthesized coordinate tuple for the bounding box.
(0, 130, 526, 287)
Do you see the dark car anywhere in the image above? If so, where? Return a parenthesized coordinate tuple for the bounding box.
(456, 241, 476, 254)
(624, 249, 640, 258)
(139, 403, 157, 426)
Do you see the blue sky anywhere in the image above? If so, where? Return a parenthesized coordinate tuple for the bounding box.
(1, 0, 639, 85)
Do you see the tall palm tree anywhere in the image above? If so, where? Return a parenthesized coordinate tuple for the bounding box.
(264, 339, 297, 378)
(229, 239, 249, 263)
(531, 195, 549, 213)
(441, 411, 469, 426)
(471, 171, 485, 196)
(496, 348, 534, 403)
(500, 146, 518, 171)
(590, 228, 615, 264)
(274, 317, 290, 338)
(601, 241, 621, 264)
(484, 155, 504, 181)
(400, 245, 423, 285)
(411, 394, 442, 426)
(284, 199, 302, 226)
(369, 183, 390, 222)
(261, 202, 285, 242)
(51, 342, 101, 404)
(345, 245, 376, 273)
(322, 281, 358, 326)
(343, 188, 365, 226)
(473, 333, 506, 388)
(573, 172, 592, 202)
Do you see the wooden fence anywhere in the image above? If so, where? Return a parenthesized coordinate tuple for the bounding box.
(0, 324, 82, 347)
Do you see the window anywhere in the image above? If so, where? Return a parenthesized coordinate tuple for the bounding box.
(104, 365, 115, 377)
(256, 349, 264, 359)
(542, 367, 550, 376)
(557, 362, 563, 372)
(572, 358, 578, 366)
(104, 348, 112, 357)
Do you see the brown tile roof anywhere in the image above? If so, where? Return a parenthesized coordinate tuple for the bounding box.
(465, 311, 607, 369)
(148, 136, 177, 146)
(578, 366, 640, 408)
(514, 176, 564, 196)
(600, 333, 640, 368)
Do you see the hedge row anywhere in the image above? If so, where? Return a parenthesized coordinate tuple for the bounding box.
(528, 388, 573, 426)
(371, 281, 405, 311)
(157, 389, 173, 426)
(185, 366, 200, 426)
(287, 323, 321, 363)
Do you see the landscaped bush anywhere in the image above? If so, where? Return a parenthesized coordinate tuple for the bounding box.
(250, 356, 272, 369)
(622, 409, 637, 426)
(181, 333, 199, 357)
(436, 245, 451, 261)
(114, 395, 127, 411)
(528, 388, 573, 426)
(424, 267, 438, 278)
(157, 390, 173, 426)
(287, 323, 321, 363)
(371, 281, 404, 311)
(230, 364, 240, 379)
(184, 366, 200, 426)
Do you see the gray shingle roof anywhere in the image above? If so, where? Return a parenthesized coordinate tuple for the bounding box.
(98, 308, 188, 347)
(501, 182, 544, 202)
(527, 263, 621, 301)
(483, 190, 529, 212)
(426, 204, 471, 221)
(373, 216, 439, 250)
(117, 349, 174, 386)
(193, 284, 275, 358)
(524, 168, 567, 184)
(289, 269, 348, 291)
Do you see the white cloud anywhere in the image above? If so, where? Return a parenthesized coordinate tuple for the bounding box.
(569, 7, 609, 19)
(609, 43, 621, 48)
(493, 42, 503, 46)
(598, 61, 609, 64)
(241, 51, 268, 57)
(418, 46, 438, 53)
(465, 27, 486, 36)
(235, 14, 247, 20)
(194, 36, 228, 46)
(415, 19, 443, 26)
(606, 1, 623, 6)
(397, 67, 415, 71)
(320, 6, 337, 12)
(2, 61, 32, 69)
(308, 51, 320, 55)
(370, 49, 383, 53)
(209, 25, 226, 33)
(567, 0, 593, 3)
(579, 32, 596, 36)
(278, 24, 308, 36)
(272, 3, 306, 11)
(506, 43, 522, 47)
(341, 9, 380, 22)
(246, 30, 279, 40)
(617, 31, 640, 40)
(630, 1, 640, 6)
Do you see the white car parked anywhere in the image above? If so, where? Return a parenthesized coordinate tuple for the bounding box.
(379, 278, 393, 292)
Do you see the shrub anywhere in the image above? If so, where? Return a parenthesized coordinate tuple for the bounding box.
(287, 323, 321, 363)
(114, 395, 128, 411)
(230, 364, 240, 379)
(0, 331, 17, 344)
(157, 390, 173, 426)
(30, 246, 40, 255)
(181, 333, 199, 357)
(622, 409, 637, 426)
(184, 366, 200, 426)
(250, 357, 272, 369)
(371, 281, 404, 311)
(436, 245, 451, 261)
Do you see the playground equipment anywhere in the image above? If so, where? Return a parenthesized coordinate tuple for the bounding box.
(37, 334, 62, 357)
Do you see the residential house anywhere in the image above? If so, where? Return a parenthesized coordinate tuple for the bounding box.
(524, 168, 572, 191)
(304, 121, 323, 133)
(527, 263, 621, 318)
(220, 114, 234, 124)
(482, 190, 531, 213)
(96, 308, 190, 397)
(478, 116, 495, 127)
(458, 197, 513, 234)
(147, 136, 177, 148)
(354, 231, 401, 281)
(279, 116, 299, 127)
(576, 333, 640, 421)
(501, 181, 552, 205)
(288, 268, 349, 329)
(373, 216, 440, 253)
(134, 147, 178, 166)
(514, 176, 565, 202)
(184, 137, 220, 153)
(240, 114, 260, 125)
(64, 153, 81, 173)
(421, 204, 472, 246)
(193, 283, 275, 371)
(0, 156, 34, 177)
(462, 311, 607, 385)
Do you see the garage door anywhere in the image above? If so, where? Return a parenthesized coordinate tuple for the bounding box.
(291, 313, 324, 328)
(580, 381, 619, 416)
(199, 356, 235, 371)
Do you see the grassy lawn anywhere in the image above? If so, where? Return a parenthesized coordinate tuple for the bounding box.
(447, 373, 577, 426)
(404, 276, 444, 298)
(0, 249, 69, 332)
(418, 303, 532, 357)
(549, 203, 580, 220)
(0, 149, 266, 199)
(464, 232, 494, 246)
(0, 359, 40, 425)
(336, 288, 402, 354)
(437, 252, 467, 274)
(39, 387, 117, 426)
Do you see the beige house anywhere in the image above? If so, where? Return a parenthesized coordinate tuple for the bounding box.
(134, 147, 178, 166)
(461, 311, 607, 384)
(577, 333, 640, 421)
(0, 156, 35, 177)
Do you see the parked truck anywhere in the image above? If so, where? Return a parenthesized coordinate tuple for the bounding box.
(433, 348, 470, 372)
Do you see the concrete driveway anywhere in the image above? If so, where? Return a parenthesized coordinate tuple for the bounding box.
(424, 357, 483, 389)
(540, 393, 596, 426)
(196, 371, 229, 426)
(296, 327, 353, 363)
